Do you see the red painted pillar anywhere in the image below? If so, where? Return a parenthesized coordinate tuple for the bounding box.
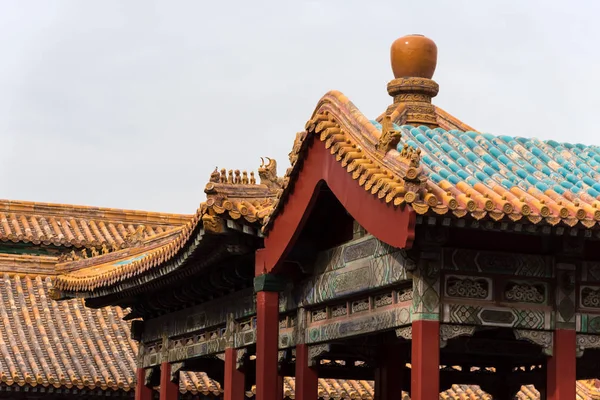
(547, 329, 576, 400)
(277, 375, 284, 400)
(411, 320, 439, 400)
(135, 368, 153, 400)
(375, 344, 404, 400)
(256, 290, 280, 400)
(295, 344, 318, 400)
(159, 362, 179, 400)
(224, 347, 245, 400)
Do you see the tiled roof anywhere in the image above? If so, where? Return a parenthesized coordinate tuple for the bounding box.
(0, 253, 58, 276)
(52, 172, 281, 294)
(52, 225, 189, 293)
(262, 90, 600, 234)
(51, 209, 203, 294)
(0, 199, 191, 249)
(0, 274, 137, 390)
(54, 92, 600, 295)
(181, 377, 600, 400)
(381, 123, 600, 226)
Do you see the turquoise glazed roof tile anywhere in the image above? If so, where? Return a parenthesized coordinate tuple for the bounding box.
(370, 120, 600, 225)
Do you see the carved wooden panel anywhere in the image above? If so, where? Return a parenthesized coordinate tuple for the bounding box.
(580, 286, 600, 310)
(444, 275, 492, 301)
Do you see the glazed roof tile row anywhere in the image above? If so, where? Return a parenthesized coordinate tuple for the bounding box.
(384, 122, 600, 226)
(0, 275, 137, 390)
(0, 199, 191, 249)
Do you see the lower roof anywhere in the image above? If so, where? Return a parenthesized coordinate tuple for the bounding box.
(1, 274, 599, 400)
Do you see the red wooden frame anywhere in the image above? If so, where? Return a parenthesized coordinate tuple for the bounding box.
(256, 139, 416, 275)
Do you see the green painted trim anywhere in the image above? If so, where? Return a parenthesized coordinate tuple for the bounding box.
(556, 322, 575, 330)
(411, 312, 440, 321)
(253, 274, 286, 293)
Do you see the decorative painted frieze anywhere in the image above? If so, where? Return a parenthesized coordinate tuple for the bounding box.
(412, 260, 441, 321)
(297, 235, 413, 306)
(442, 304, 552, 330)
(443, 249, 552, 277)
(142, 288, 256, 342)
(555, 263, 576, 329)
(306, 306, 411, 344)
(576, 314, 600, 333)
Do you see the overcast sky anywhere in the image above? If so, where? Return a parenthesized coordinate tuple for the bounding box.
(1, 1, 599, 214)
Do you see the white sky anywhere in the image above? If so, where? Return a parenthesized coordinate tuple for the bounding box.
(1, 0, 599, 214)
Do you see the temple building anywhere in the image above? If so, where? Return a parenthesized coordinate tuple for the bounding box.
(3, 34, 600, 400)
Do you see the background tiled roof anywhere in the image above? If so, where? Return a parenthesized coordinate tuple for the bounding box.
(0, 199, 191, 248)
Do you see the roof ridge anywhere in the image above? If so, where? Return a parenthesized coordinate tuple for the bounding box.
(0, 199, 193, 225)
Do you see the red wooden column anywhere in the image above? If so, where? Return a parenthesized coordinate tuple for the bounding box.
(277, 375, 284, 400)
(295, 344, 318, 400)
(374, 344, 404, 400)
(254, 271, 285, 400)
(411, 320, 439, 400)
(135, 368, 153, 400)
(547, 329, 576, 400)
(159, 362, 179, 400)
(224, 347, 245, 400)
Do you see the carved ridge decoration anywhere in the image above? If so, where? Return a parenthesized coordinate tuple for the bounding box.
(514, 329, 553, 356)
(439, 324, 476, 348)
(308, 344, 330, 367)
(576, 334, 600, 357)
(445, 276, 489, 299)
(505, 283, 545, 304)
(375, 114, 402, 153)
